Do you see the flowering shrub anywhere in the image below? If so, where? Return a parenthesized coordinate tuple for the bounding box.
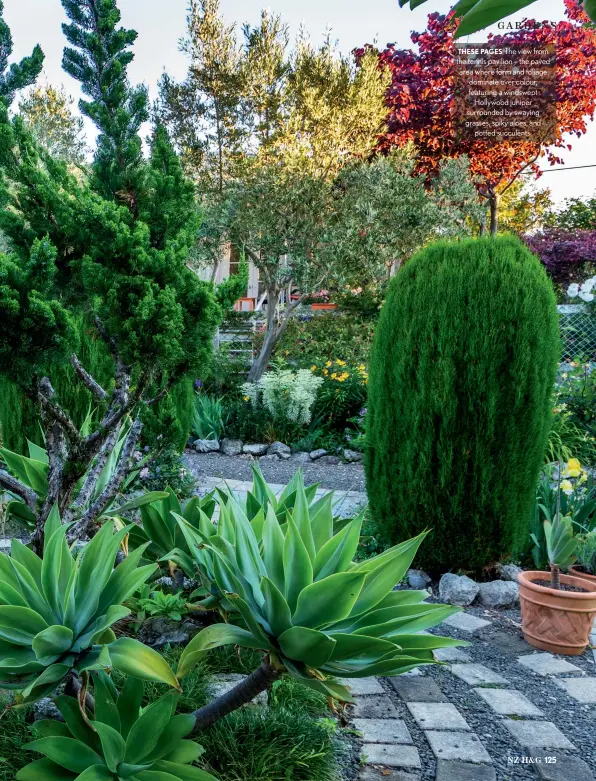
(242, 368, 323, 426)
(567, 276, 596, 303)
(311, 359, 368, 433)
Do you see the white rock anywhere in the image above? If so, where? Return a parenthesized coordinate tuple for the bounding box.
(439, 573, 479, 606)
(221, 438, 243, 456)
(478, 580, 519, 607)
(343, 449, 363, 462)
(267, 441, 291, 456)
(193, 439, 220, 453)
(309, 448, 328, 460)
(408, 568, 432, 589)
(499, 563, 522, 582)
(242, 443, 268, 456)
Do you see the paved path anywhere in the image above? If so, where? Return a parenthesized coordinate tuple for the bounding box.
(350, 619, 596, 781)
(196, 475, 368, 519)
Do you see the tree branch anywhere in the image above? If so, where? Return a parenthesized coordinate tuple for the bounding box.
(191, 660, 279, 732)
(0, 470, 38, 511)
(38, 378, 81, 443)
(71, 355, 108, 401)
(67, 417, 143, 542)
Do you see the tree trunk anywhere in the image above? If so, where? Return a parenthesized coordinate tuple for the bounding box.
(489, 191, 499, 236)
(551, 565, 561, 590)
(192, 661, 280, 732)
(247, 286, 280, 383)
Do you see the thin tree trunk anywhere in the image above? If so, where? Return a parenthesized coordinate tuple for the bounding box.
(551, 565, 561, 590)
(191, 661, 280, 732)
(489, 191, 499, 236)
(247, 286, 280, 382)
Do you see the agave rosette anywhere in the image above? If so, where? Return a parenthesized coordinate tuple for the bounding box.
(18, 673, 217, 781)
(173, 476, 464, 701)
(0, 513, 178, 703)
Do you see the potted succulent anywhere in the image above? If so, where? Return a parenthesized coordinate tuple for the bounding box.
(519, 514, 596, 655)
(569, 530, 596, 584)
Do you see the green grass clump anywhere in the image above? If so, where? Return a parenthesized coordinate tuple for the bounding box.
(0, 697, 35, 781)
(268, 677, 330, 717)
(204, 645, 265, 674)
(199, 707, 339, 781)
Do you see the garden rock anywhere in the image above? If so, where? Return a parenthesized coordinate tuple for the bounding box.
(259, 454, 280, 462)
(343, 449, 363, 462)
(309, 448, 328, 460)
(34, 698, 64, 722)
(478, 580, 519, 607)
(193, 439, 220, 453)
(138, 617, 198, 648)
(292, 452, 312, 464)
(267, 441, 291, 457)
(439, 573, 479, 606)
(221, 438, 243, 456)
(499, 563, 523, 582)
(317, 455, 341, 465)
(407, 569, 432, 589)
(242, 443, 268, 456)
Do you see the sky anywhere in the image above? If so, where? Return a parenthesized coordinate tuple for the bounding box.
(4, 0, 596, 206)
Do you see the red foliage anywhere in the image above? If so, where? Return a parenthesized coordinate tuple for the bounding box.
(524, 229, 596, 284)
(363, 1, 596, 199)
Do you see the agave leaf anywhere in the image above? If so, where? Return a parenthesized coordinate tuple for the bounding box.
(142, 713, 195, 762)
(261, 577, 292, 637)
(162, 740, 205, 764)
(283, 514, 313, 613)
(31, 625, 73, 660)
(177, 623, 266, 679)
(96, 544, 156, 615)
(23, 737, 103, 773)
(278, 625, 336, 667)
(41, 525, 71, 622)
(292, 571, 366, 629)
(21, 663, 73, 703)
(55, 694, 102, 749)
(104, 491, 169, 517)
(262, 505, 285, 593)
(124, 691, 178, 764)
(108, 637, 180, 689)
(313, 516, 363, 581)
(292, 482, 316, 562)
(93, 722, 125, 772)
(31, 720, 72, 738)
(150, 761, 219, 780)
(16, 758, 78, 780)
(94, 671, 121, 731)
(116, 675, 144, 740)
(0, 606, 49, 645)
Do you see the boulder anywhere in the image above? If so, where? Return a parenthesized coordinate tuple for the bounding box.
(242, 443, 268, 456)
(343, 449, 363, 463)
(317, 455, 341, 465)
(309, 449, 328, 460)
(439, 573, 479, 606)
(193, 439, 220, 453)
(221, 438, 243, 456)
(292, 452, 312, 464)
(268, 441, 291, 457)
(259, 454, 280, 462)
(499, 563, 523, 582)
(407, 568, 432, 590)
(478, 580, 520, 608)
(35, 698, 64, 723)
(139, 617, 200, 648)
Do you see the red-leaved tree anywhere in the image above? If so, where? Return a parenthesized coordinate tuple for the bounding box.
(524, 229, 596, 285)
(366, 1, 596, 234)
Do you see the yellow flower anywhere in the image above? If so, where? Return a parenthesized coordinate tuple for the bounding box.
(330, 372, 337, 379)
(243, 395, 250, 401)
(336, 359, 346, 366)
(563, 457, 582, 478)
(359, 364, 366, 372)
(311, 365, 317, 371)
(560, 479, 574, 494)
(325, 361, 332, 368)
(323, 369, 328, 376)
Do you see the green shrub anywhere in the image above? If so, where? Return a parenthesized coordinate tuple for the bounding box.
(365, 236, 560, 572)
(199, 707, 339, 781)
(0, 695, 33, 781)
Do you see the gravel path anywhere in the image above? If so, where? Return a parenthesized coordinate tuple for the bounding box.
(183, 449, 366, 493)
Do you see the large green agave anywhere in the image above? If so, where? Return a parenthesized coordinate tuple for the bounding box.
(0, 513, 178, 703)
(18, 673, 217, 781)
(172, 475, 464, 702)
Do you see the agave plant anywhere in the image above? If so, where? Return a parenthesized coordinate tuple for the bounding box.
(543, 513, 578, 589)
(1, 429, 166, 532)
(17, 673, 217, 781)
(0, 512, 178, 703)
(168, 475, 464, 730)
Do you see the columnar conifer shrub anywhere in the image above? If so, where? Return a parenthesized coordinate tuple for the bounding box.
(365, 236, 560, 571)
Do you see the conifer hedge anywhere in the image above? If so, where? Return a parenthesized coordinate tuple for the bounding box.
(365, 236, 560, 571)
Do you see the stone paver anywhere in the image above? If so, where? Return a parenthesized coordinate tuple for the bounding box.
(353, 696, 400, 719)
(361, 744, 421, 769)
(342, 677, 385, 695)
(442, 612, 492, 633)
(535, 755, 595, 781)
(353, 718, 412, 744)
(435, 759, 496, 780)
(425, 731, 492, 764)
(472, 687, 543, 717)
(406, 702, 470, 731)
(555, 676, 596, 703)
(388, 677, 449, 703)
(433, 647, 471, 663)
(503, 720, 576, 750)
(517, 653, 584, 677)
(450, 663, 508, 686)
(359, 768, 421, 781)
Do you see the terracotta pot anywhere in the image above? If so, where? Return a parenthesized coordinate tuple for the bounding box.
(568, 564, 596, 585)
(311, 303, 336, 310)
(517, 571, 596, 655)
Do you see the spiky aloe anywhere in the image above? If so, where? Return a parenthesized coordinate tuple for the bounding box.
(169, 473, 465, 730)
(0, 513, 178, 703)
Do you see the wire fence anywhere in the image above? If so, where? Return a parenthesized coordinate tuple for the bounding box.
(558, 304, 596, 361)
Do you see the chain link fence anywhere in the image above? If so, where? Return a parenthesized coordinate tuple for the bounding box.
(558, 304, 596, 361)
